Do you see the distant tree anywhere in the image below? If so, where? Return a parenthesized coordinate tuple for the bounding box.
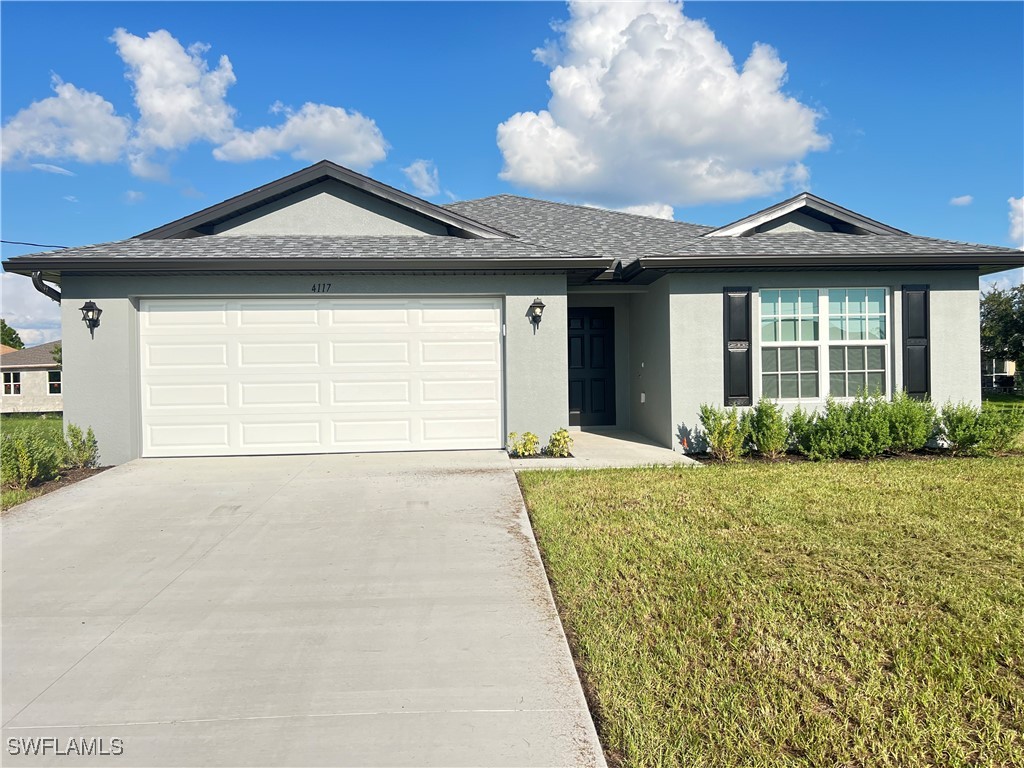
(51, 343, 62, 366)
(1, 319, 25, 349)
(980, 285, 1024, 374)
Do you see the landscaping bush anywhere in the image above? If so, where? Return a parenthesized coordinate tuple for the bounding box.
(887, 391, 937, 454)
(1, 431, 64, 489)
(787, 405, 814, 456)
(1, 421, 100, 489)
(745, 398, 788, 459)
(940, 401, 1024, 456)
(697, 404, 748, 462)
(65, 424, 99, 469)
(506, 431, 540, 457)
(544, 428, 573, 458)
(844, 395, 893, 459)
(805, 399, 850, 461)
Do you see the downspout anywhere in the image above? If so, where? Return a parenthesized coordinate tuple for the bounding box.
(31, 271, 61, 304)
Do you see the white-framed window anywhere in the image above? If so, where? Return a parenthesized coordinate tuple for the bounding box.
(3, 371, 21, 396)
(758, 287, 890, 401)
(48, 370, 61, 395)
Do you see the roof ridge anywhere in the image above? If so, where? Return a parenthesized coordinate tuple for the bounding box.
(450, 193, 711, 230)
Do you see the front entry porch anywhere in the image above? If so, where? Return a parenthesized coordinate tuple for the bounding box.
(510, 428, 697, 470)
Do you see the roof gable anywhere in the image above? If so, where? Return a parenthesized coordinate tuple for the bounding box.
(0, 340, 60, 369)
(704, 192, 907, 237)
(136, 160, 511, 241)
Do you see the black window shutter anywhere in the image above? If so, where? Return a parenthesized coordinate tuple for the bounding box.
(902, 285, 930, 399)
(724, 288, 752, 406)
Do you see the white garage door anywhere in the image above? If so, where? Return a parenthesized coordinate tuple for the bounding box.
(139, 297, 503, 457)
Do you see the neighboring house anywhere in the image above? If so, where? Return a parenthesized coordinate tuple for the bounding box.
(0, 340, 63, 414)
(982, 358, 1018, 392)
(3, 161, 1021, 464)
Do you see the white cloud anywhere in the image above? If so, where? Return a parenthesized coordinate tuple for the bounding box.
(497, 0, 830, 207)
(616, 203, 674, 220)
(0, 273, 61, 345)
(123, 189, 145, 204)
(3, 29, 390, 179)
(1010, 196, 1023, 250)
(63, 195, 79, 203)
(1, 77, 130, 166)
(31, 163, 75, 176)
(949, 195, 973, 206)
(402, 159, 440, 197)
(214, 102, 388, 169)
(111, 28, 237, 178)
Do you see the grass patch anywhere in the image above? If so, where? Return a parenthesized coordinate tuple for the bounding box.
(521, 460, 1024, 767)
(985, 393, 1024, 412)
(1, 412, 63, 435)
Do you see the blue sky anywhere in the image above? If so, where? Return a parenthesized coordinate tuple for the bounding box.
(2, 1, 1022, 343)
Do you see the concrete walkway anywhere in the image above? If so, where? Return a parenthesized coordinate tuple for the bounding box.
(510, 428, 699, 471)
(2, 452, 604, 767)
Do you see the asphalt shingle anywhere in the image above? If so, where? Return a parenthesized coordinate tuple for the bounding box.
(1, 340, 61, 369)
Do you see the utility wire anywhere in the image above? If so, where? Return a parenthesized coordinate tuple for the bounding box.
(1, 239, 68, 249)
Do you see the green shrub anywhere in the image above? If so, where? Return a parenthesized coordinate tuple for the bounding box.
(506, 431, 540, 458)
(65, 423, 99, 469)
(985, 403, 1024, 453)
(844, 395, 893, 459)
(939, 402, 994, 456)
(1, 432, 63, 489)
(544, 428, 573, 458)
(746, 398, 788, 459)
(697, 404, 748, 462)
(887, 391, 937, 454)
(806, 399, 849, 461)
(787, 406, 814, 456)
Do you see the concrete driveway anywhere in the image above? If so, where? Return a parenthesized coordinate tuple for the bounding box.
(2, 452, 604, 767)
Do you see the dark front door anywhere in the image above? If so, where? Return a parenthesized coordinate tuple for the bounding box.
(568, 307, 616, 427)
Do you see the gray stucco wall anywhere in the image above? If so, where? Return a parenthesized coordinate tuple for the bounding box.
(213, 180, 449, 237)
(667, 269, 982, 446)
(60, 274, 567, 465)
(567, 292, 631, 428)
(628, 279, 673, 447)
(0, 368, 62, 413)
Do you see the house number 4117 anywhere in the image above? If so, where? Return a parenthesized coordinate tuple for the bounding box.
(311, 283, 331, 293)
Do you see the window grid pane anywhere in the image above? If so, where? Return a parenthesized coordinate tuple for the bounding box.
(761, 346, 818, 399)
(829, 344, 886, 396)
(761, 289, 819, 342)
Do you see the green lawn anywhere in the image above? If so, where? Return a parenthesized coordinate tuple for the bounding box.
(520, 459, 1024, 767)
(985, 392, 1024, 412)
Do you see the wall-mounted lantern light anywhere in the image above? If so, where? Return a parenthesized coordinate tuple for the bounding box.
(528, 298, 546, 327)
(79, 300, 102, 338)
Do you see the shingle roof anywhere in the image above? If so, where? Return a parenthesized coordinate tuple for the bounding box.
(9, 235, 578, 262)
(445, 195, 712, 259)
(1, 340, 60, 369)
(659, 232, 1020, 257)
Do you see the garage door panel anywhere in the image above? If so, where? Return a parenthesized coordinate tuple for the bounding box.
(331, 418, 412, 447)
(240, 342, 319, 367)
(238, 301, 319, 326)
(147, 383, 229, 409)
(140, 298, 503, 457)
(141, 301, 229, 330)
(239, 381, 321, 407)
(147, 423, 231, 452)
(421, 340, 499, 365)
(331, 341, 409, 365)
(421, 379, 500, 405)
(240, 421, 321, 449)
(331, 380, 411, 406)
(146, 342, 228, 369)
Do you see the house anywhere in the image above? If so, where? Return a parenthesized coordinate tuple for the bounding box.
(3, 161, 1021, 464)
(982, 358, 1018, 393)
(0, 340, 63, 414)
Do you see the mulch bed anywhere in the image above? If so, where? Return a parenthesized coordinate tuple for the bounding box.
(3, 466, 110, 507)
